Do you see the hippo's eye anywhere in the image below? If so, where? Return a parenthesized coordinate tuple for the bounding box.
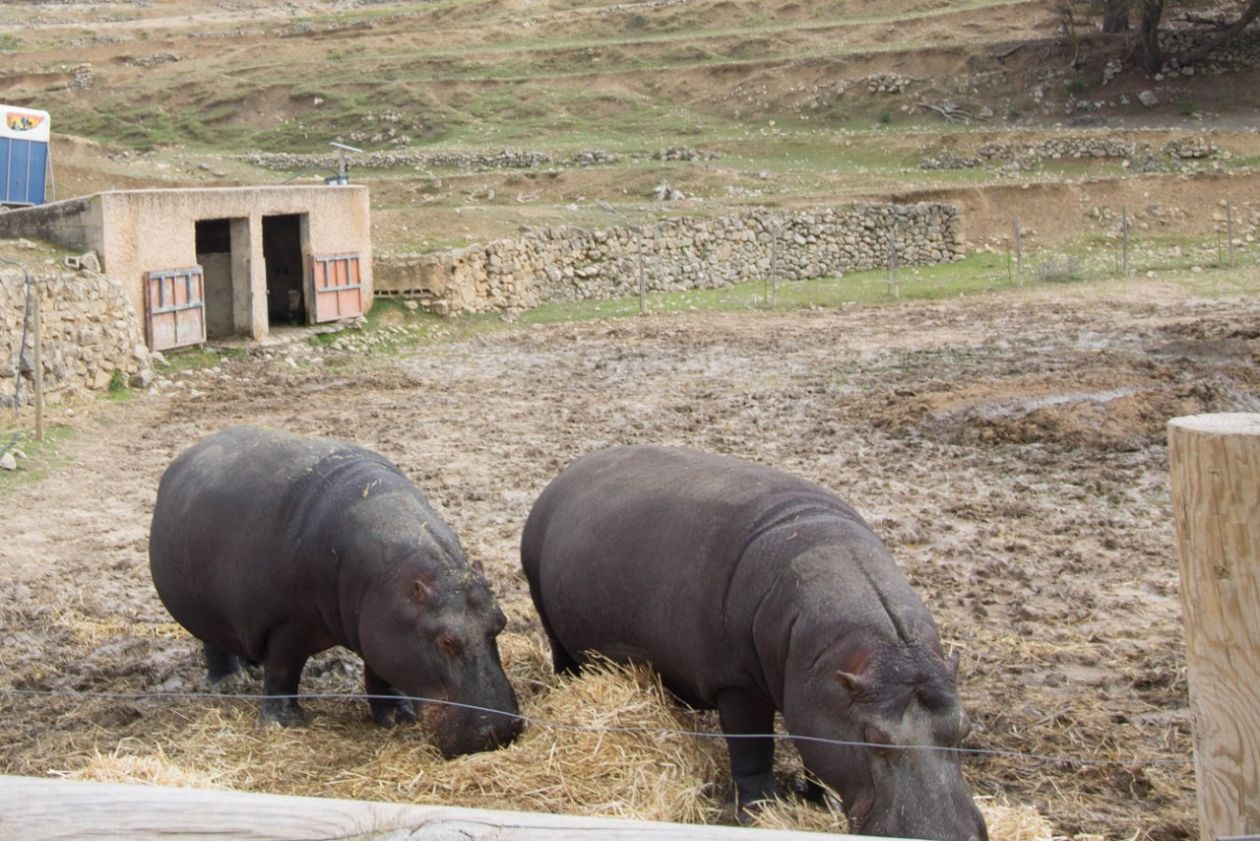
(437, 632, 462, 655)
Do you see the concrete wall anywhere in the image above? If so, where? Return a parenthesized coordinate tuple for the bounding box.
(95, 185, 372, 340)
(0, 196, 103, 254)
(376, 203, 961, 314)
(1, 185, 372, 344)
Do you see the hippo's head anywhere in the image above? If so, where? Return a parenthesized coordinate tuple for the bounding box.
(360, 560, 522, 758)
(785, 643, 987, 841)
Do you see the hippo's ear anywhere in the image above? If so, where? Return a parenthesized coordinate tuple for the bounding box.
(411, 578, 433, 604)
(836, 670, 870, 700)
(469, 557, 487, 581)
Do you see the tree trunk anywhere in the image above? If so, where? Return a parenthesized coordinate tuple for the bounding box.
(1103, 0, 1131, 33)
(1137, 0, 1165, 74)
(1178, 0, 1260, 66)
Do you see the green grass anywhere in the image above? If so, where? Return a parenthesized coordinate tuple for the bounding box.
(106, 370, 132, 402)
(513, 253, 1018, 325)
(0, 33, 21, 51)
(155, 346, 242, 374)
(0, 425, 74, 495)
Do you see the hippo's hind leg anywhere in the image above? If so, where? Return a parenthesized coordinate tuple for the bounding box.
(258, 626, 311, 727)
(716, 687, 778, 822)
(536, 608, 581, 676)
(204, 644, 243, 685)
(365, 665, 418, 727)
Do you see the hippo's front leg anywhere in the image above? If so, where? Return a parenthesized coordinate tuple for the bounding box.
(365, 665, 418, 726)
(716, 687, 778, 820)
(259, 628, 310, 726)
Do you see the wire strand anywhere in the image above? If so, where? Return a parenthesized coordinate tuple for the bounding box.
(0, 686, 1192, 768)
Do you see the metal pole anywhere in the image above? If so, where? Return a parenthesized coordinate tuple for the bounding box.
(33, 289, 44, 443)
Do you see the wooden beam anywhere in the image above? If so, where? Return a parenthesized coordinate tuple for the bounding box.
(1168, 413, 1260, 841)
(0, 775, 880, 841)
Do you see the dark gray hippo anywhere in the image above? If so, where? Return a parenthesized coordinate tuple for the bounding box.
(149, 425, 521, 758)
(521, 444, 987, 840)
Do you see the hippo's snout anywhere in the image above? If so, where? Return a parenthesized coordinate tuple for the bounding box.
(430, 704, 523, 758)
(862, 790, 987, 841)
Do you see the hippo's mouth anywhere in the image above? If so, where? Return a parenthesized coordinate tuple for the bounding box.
(843, 793, 875, 834)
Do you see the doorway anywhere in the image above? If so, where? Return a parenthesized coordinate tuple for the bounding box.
(263, 214, 308, 325)
(195, 217, 249, 339)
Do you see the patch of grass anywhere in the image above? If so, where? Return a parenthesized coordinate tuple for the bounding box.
(0, 33, 21, 51)
(0, 425, 74, 494)
(107, 370, 132, 401)
(155, 347, 237, 374)
(517, 253, 1018, 325)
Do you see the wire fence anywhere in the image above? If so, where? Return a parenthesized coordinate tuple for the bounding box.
(0, 686, 1192, 770)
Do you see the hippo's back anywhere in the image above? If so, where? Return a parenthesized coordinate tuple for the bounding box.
(148, 425, 395, 657)
(521, 445, 869, 706)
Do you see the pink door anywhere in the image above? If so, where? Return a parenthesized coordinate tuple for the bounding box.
(145, 267, 206, 351)
(310, 253, 363, 323)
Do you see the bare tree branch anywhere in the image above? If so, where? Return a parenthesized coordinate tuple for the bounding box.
(1178, 0, 1260, 65)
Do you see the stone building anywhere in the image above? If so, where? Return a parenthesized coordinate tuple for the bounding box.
(0, 185, 372, 351)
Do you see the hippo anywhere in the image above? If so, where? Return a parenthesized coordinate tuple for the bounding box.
(521, 444, 987, 840)
(149, 425, 521, 758)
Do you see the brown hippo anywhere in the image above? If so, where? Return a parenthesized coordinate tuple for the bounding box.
(149, 425, 521, 758)
(521, 444, 986, 840)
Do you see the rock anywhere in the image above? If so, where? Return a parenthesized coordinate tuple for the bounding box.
(403, 300, 419, 311)
(129, 368, 154, 389)
(80, 252, 101, 273)
(1138, 90, 1159, 107)
(0, 452, 16, 471)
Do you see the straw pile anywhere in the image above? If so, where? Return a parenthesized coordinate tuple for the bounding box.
(47, 641, 1061, 839)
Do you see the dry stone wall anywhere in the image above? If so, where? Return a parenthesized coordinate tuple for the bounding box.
(376, 203, 961, 314)
(1, 268, 150, 407)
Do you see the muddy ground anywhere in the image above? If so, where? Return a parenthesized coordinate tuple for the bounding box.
(3, 278, 1259, 839)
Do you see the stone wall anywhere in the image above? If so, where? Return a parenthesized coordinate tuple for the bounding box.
(240, 146, 711, 173)
(1, 267, 150, 407)
(376, 203, 961, 314)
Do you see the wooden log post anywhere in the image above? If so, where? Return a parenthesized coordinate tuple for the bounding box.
(33, 286, 45, 443)
(1168, 413, 1260, 841)
(0, 775, 878, 841)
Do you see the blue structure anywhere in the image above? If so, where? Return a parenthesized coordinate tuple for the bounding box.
(1, 105, 50, 207)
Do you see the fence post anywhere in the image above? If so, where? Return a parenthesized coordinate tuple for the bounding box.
(1014, 215, 1022, 286)
(889, 223, 899, 299)
(33, 287, 44, 443)
(1168, 413, 1260, 841)
(1227, 202, 1235, 266)
(770, 221, 778, 308)
(1121, 206, 1129, 278)
(634, 226, 645, 316)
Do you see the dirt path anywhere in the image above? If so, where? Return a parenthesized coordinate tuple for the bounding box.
(3, 279, 1258, 839)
